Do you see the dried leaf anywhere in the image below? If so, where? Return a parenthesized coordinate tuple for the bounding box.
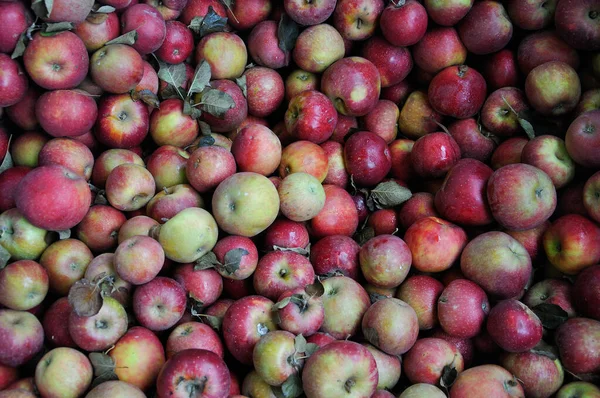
(93, 190, 108, 205)
(304, 280, 324, 298)
(0, 151, 13, 174)
(187, 61, 212, 97)
(369, 293, 388, 304)
(40, 22, 74, 35)
(222, 248, 248, 275)
(86, 12, 109, 24)
(105, 30, 138, 45)
(68, 278, 103, 317)
(236, 75, 247, 97)
(277, 13, 299, 55)
(31, 0, 52, 18)
(188, 6, 228, 37)
(57, 229, 71, 240)
(0, 245, 10, 269)
(354, 226, 374, 246)
(273, 244, 310, 257)
(280, 374, 303, 398)
(11, 33, 27, 59)
(89, 352, 118, 389)
(518, 118, 536, 140)
(131, 89, 160, 108)
(197, 135, 215, 147)
(273, 297, 292, 310)
(199, 88, 235, 118)
(194, 251, 221, 271)
(157, 61, 186, 95)
(294, 334, 307, 353)
(305, 343, 319, 356)
(161, 84, 185, 100)
(198, 121, 212, 136)
(440, 365, 458, 389)
(533, 303, 568, 329)
(530, 348, 558, 361)
(370, 181, 412, 209)
(194, 313, 222, 331)
(189, 106, 203, 120)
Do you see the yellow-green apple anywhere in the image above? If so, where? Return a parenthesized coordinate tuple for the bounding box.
(403, 337, 464, 385)
(525, 61, 581, 116)
(222, 295, 279, 365)
(556, 317, 600, 375)
(85, 380, 146, 398)
(105, 163, 155, 211)
(302, 340, 378, 398)
(482, 49, 520, 91)
(36, 89, 98, 138)
(412, 27, 467, 75)
(557, 381, 600, 398)
(247, 20, 290, 69)
(0, 55, 27, 108)
(212, 172, 279, 237)
(285, 90, 337, 144)
(362, 298, 419, 355)
(90, 44, 145, 94)
(186, 145, 235, 194)
(448, 118, 496, 163)
(458, 1, 513, 54)
(481, 87, 528, 137)
(565, 110, 600, 168)
(91, 148, 144, 188)
(400, 95, 445, 144)
(321, 57, 381, 117)
(518, 31, 580, 76)
(277, 172, 326, 222)
(155, 20, 193, 64)
(285, 69, 320, 101)
(396, 275, 444, 330)
(75, 205, 126, 253)
(39, 238, 93, 296)
(133, 276, 186, 331)
(424, 0, 473, 26)
(434, 158, 494, 226)
(226, 0, 271, 30)
(109, 326, 166, 391)
(279, 140, 329, 182)
(284, 0, 336, 25)
(95, 93, 150, 149)
(34, 347, 92, 398)
(146, 183, 204, 223)
(359, 235, 411, 289)
(253, 330, 302, 387)
(461, 231, 532, 299)
(263, 219, 310, 251)
(333, 0, 384, 40)
(400, 384, 446, 398)
(506, 0, 557, 30)
(573, 265, 600, 320)
(438, 279, 490, 338)
(363, 344, 400, 391)
(0, 1, 32, 53)
(23, 31, 88, 90)
(428, 65, 487, 119)
(449, 365, 524, 397)
(275, 287, 324, 336)
(231, 124, 281, 176)
(114, 235, 165, 285)
(43, 298, 75, 347)
(412, 132, 461, 179)
(321, 141, 349, 188)
(173, 264, 222, 307)
(521, 135, 575, 189)
(320, 276, 370, 339)
(555, 0, 600, 51)
(147, 145, 190, 190)
(118, 216, 159, 244)
(241, 370, 278, 397)
(487, 164, 557, 231)
(253, 251, 315, 300)
(486, 299, 543, 352)
(490, 136, 528, 170)
(149, 98, 199, 148)
(292, 23, 345, 74)
(120, 4, 166, 54)
(361, 100, 399, 144)
(166, 322, 224, 359)
(244, 66, 285, 118)
(195, 32, 247, 80)
(0, 310, 44, 367)
(84, 253, 131, 306)
(501, 349, 564, 398)
(344, 131, 392, 186)
(154, 207, 218, 263)
(310, 235, 360, 279)
(73, 11, 120, 52)
(6, 86, 41, 131)
(523, 278, 575, 317)
(311, 184, 358, 238)
(201, 79, 248, 133)
(38, 138, 94, 180)
(0, 208, 52, 262)
(68, 296, 128, 351)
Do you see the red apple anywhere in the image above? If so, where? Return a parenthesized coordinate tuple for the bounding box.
(263, 219, 310, 252)
(120, 3, 166, 55)
(166, 322, 224, 359)
(413, 27, 467, 75)
(38, 138, 94, 180)
(565, 110, 600, 168)
(310, 235, 360, 279)
(555, 317, 600, 375)
(411, 132, 461, 179)
(501, 349, 565, 398)
(457, 1, 513, 55)
(227, 0, 271, 30)
(6, 86, 41, 131)
(40, 238, 93, 296)
(486, 299, 543, 352)
(147, 145, 190, 190)
(173, 264, 222, 308)
(380, 0, 428, 46)
(284, 0, 336, 25)
(34, 348, 92, 398)
(90, 44, 145, 94)
(36, 89, 98, 138)
(149, 98, 199, 148)
(403, 337, 464, 385)
(506, 0, 557, 30)
(481, 87, 529, 137)
(0, 54, 28, 108)
(0, 1, 32, 54)
(555, 0, 600, 51)
(292, 23, 344, 74)
(428, 65, 487, 119)
(0, 309, 44, 367)
(244, 66, 285, 118)
(105, 163, 155, 212)
(321, 140, 350, 188)
(362, 36, 412, 89)
(333, 0, 385, 41)
(449, 364, 524, 397)
(247, 20, 290, 70)
(311, 185, 359, 239)
(133, 276, 187, 331)
(231, 124, 282, 176)
(438, 279, 490, 338)
(522, 135, 575, 189)
(74, 11, 120, 52)
(523, 278, 576, 317)
(195, 32, 247, 80)
(344, 131, 392, 186)
(518, 30, 580, 76)
(146, 183, 204, 223)
(424, 0, 474, 26)
(95, 93, 150, 149)
(573, 264, 600, 320)
(482, 49, 520, 91)
(490, 136, 528, 170)
(320, 276, 370, 339)
(448, 118, 497, 163)
(0, 167, 31, 213)
(253, 250, 315, 301)
(396, 275, 444, 330)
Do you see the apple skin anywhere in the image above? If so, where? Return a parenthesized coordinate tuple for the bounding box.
(311, 185, 359, 239)
(573, 265, 600, 320)
(398, 192, 439, 230)
(367, 209, 398, 236)
(487, 163, 557, 231)
(253, 250, 315, 301)
(278, 172, 326, 222)
(38, 138, 94, 180)
(388, 139, 415, 184)
(523, 278, 576, 317)
(285, 90, 337, 144)
(149, 99, 199, 148)
(522, 135, 575, 190)
(557, 381, 600, 398)
(279, 140, 329, 183)
(483, 49, 520, 91)
(518, 31, 580, 76)
(284, 0, 336, 25)
(95, 93, 150, 149)
(362, 298, 419, 356)
(403, 337, 464, 385)
(310, 235, 360, 279)
(34, 347, 93, 398)
(413, 27, 467, 75)
(359, 234, 411, 289)
(448, 118, 496, 163)
(525, 61, 582, 116)
(333, 0, 384, 41)
(244, 66, 286, 118)
(147, 145, 189, 190)
(145, 184, 204, 223)
(105, 163, 156, 212)
(173, 264, 223, 308)
(438, 279, 490, 338)
(42, 297, 77, 348)
(195, 32, 248, 80)
(73, 11, 120, 52)
(248, 20, 290, 70)
(222, 295, 279, 365)
(253, 330, 302, 387)
(505, 220, 551, 263)
(434, 158, 494, 227)
(320, 276, 370, 339)
(39, 238, 93, 296)
(133, 276, 187, 332)
(302, 340, 378, 398)
(411, 132, 461, 179)
(321, 57, 381, 117)
(481, 87, 529, 137)
(118, 216, 159, 244)
(0, 1, 32, 54)
(109, 326, 166, 391)
(292, 23, 344, 74)
(487, 299, 543, 352)
(0, 260, 48, 312)
(0, 54, 28, 108)
(263, 219, 310, 252)
(344, 131, 392, 187)
(398, 91, 444, 140)
(36, 89, 98, 138)
(114, 235, 165, 285)
(565, 110, 600, 168)
(0, 366, 20, 392)
(201, 79, 247, 133)
(400, 384, 447, 398)
(428, 65, 487, 119)
(155, 20, 194, 64)
(458, 1, 513, 55)
(275, 287, 325, 337)
(449, 364, 524, 398)
(501, 350, 564, 398)
(23, 31, 88, 91)
(506, 0, 557, 30)
(120, 4, 166, 55)
(555, 317, 600, 375)
(226, 0, 271, 30)
(285, 69, 320, 102)
(0, 207, 52, 263)
(84, 253, 131, 307)
(91, 148, 144, 188)
(575, 88, 600, 116)
(321, 141, 350, 188)
(362, 37, 412, 89)
(361, 100, 400, 144)
(231, 124, 281, 177)
(76, 204, 126, 254)
(380, 0, 428, 47)
(543, 214, 600, 275)
(85, 380, 146, 398)
(90, 44, 144, 94)
(0, 309, 44, 367)
(424, 0, 474, 26)
(6, 86, 41, 131)
(491, 137, 528, 170)
(396, 275, 444, 331)
(555, 0, 600, 51)
(179, 0, 226, 25)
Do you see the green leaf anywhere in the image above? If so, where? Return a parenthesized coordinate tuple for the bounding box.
(89, 352, 118, 389)
(68, 278, 103, 317)
(31, 0, 52, 18)
(94, 5, 116, 13)
(0, 245, 10, 269)
(106, 30, 138, 46)
(11, 33, 28, 59)
(518, 118, 536, 140)
(198, 121, 212, 136)
(199, 88, 235, 118)
(280, 374, 303, 398)
(194, 251, 221, 271)
(131, 89, 160, 108)
(277, 13, 299, 55)
(187, 60, 212, 98)
(294, 334, 307, 353)
(533, 303, 569, 329)
(0, 152, 13, 174)
(304, 280, 324, 298)
(236, 75, 247, 97)
(440, 365, 458, 389)
(188, 6, 228, 37)
(370, 181, 412, 209)
(190, 309, 223, 331)
(222, 248, 249, 275)
(273, 296, 292, 310)
(40, 21, 74, 35)
(354, 225, 374, 246)
(157, 61, 186, 93)
(161, 84, 186, 100)
(273, 244, 310, 257)
(369, 293, 388, 304)
(305, 343, 319, 356)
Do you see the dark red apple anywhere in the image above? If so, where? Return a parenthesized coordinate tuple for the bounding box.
(428, 65, 487, 119)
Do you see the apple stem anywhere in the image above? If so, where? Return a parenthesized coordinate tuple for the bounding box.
(590, 10, 598, 19)
(458, 65, 468, 78)
(344, 378, 356, 393)
(391, 0, 406, 7)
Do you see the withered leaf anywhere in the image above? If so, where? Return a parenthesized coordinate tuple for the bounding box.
(105, 30, 138, 46)
(222, 248, 249, 275)
(68, 278, 103, 317)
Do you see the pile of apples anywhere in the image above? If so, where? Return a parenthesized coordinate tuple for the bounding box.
(1, 0, 600, 396)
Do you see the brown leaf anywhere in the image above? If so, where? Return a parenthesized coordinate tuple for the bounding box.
(68, 279, 103, 317)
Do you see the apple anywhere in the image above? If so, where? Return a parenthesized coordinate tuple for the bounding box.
(284, 0, 336, 25)
(285, 69, 320, 102)
(75, 205, 126, 253)
(361, 37, 412, 90)
(292, 24, 344, 75)
(147, 145, 190, 190)
(424, 0, 474, 26)
(506, 0, 557, 30)
(438, 279, 490, 338)
(84, 253, 131, 307)
(481, 87, 528, 137)
(0, 309, 44, 367)
(487, 299, 543, 352)
(120, 3, 166, 55)
(133, 277, 186, 332)
(155, 20, 194, 64)
(543, 214, 600, 275)
(35, 347, 93, 398)
(482, 49, 520, 91)
(565, 110, 600, 168)
(366, 209, 397, 236)
(74, 11, 120, 52)
(285, 90, 337, 144)
(575, 88, 600, 116)
(91, 148, 144, 188)
(333, 0, 384, 41)
(38, 138, 94, 181)
(448, 118, 497, 163)
(109, 326, 166, 391)
(10, 132, 49, 168)
(501, 349, 564, 398)
(173, 264, 222, 308)
(398, 192, 439, 230)
(0, 208, 52, 263)
(6, 86, 41, 131)
(240, 370, 278, 397)
(263, 219, 310, 252)
(118, 216, 159, 244)
(361, 100, 399, 145)
(244, 66, 286, 118)
(42, 297, 77, 348)
(525, 61, 581, 116)
(279, 140, 329, 183)
(362, 297, 418, 356)
(0, 368, 20, 393)
(278, 172, 326, 222)
(226, 0, 271, 30)
(0, 54, 28, 108)
(201, 79, 248, 133)
(95, 93, 150, 149)
(253, 250, 315, 301)
(403, 337, 464, 385)
(0, 1, 32, 54)
(114, 235, 165, 285)
(556, 381, 600, 398)
(379, 0, 428, 46)
(247, 20, 290, 70)
(518, 31, 580, 76)
(428, 65, 487, 119)
(36, 89, 98, 138)
(179, 0, 226, 25)
(398, 91, 444, 140)
(490, 136, 528, 170)
(555, 0, 600, 51)
(252, 330, 302, 387)
(39, 238, 93, 296)
(319, 275, 370, 339)
(309, 235, 360, 279)
(105, 163, 155, 212)
(231, 124, 282, 176)
(85, 380, 146, 398)
(149, 99, 199, 148)
(400, 384, 446, 398)
(0, 259, 48, 311)
(195, 32, 247, 80)
(358, 234, 411, 289)
(302, 340, 378, 398)
(90, 44, 145, 94)
(146, 184, 204, 223)
(458, 1, 513, 55)
(321, 140, 349, 188)
(166, 321, 224, 359)
(412, 27, 467, 75)
(523, 278, 576, 317)
(449, 364, 524, 397)
(396, 275, 444, 331)
(344, 131, 392, 186)
(411, 132, 461, 179)
(555, 317, 600, 375)
(572, 264, 600, 320)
